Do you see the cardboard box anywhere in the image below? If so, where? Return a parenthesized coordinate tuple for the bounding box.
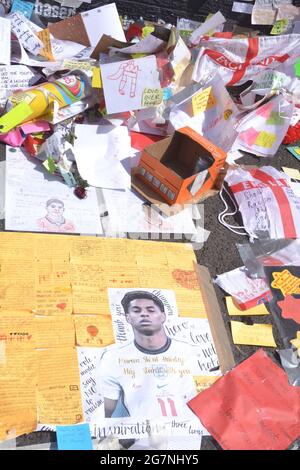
(132, 127, 227, 206)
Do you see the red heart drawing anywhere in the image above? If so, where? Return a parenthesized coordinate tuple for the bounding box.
(56, 303, 67, 310)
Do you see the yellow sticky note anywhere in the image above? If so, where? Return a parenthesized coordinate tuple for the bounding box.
(0, 102, 34, 133)
(193, 375, 221, 393)
(282, 167, 300, 181)
(142, 88, 163, 107)
(255, 131, 276, 149)
(37, 28, 55, 61)
(192, 86, 216, 116)
(37, 347, 83, 425)
(270, 19, 289, 35)
(35, 316, 75, 348)
(92, 67, 102, 88)
(231, 321, 276, 347)
(142, 26, 155, 39)
(226, 297, 268, 316)
(74, 314, 115, 347)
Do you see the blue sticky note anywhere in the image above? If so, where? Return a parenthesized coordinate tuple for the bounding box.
(287, 146, 300, 162)
(56, 424, 93, 450)
(11, 0, 34, 19)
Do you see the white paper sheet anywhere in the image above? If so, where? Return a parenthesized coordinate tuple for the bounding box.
(0, 64, 41, 90)
(9, 12, 44, 56)
(73, 124, 132, 189)
(81, 3, 126, 47)
(101, 188, 198, 236)
(190, 11, 226, 45)
(101, 55, 161, 115)
(0, 17, 11, 65)
(5, 147, 102, 234)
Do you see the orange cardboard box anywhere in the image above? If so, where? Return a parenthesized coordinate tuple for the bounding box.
(132, 127, 227, 205)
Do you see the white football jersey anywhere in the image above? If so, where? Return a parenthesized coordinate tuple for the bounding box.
(97, 339, 209, 419)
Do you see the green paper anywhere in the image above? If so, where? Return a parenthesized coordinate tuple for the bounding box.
(0, 102, 34, 133)
(295, 58, 300, 77)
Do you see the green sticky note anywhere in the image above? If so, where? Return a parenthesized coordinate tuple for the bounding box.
(295, 58, 300, 77)
(43, 157, 56, 174)
(266, 111, 285, 126)
(0, 102, 34, 133)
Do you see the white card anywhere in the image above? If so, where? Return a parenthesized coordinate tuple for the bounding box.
(0, 17, 11, 65)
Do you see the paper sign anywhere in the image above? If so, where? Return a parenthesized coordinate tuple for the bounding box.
(141, 88, 163, 107)
(282, 167, 300, 181)
(193, 375, 221, 393)
(192, 87, 216, 116)
(11, 0, 34, 19)
(0, 17, 11, 66)
(101, 55, 161, 114)
(254, 130, 277, 149)
(0, 102, 33, 134)
(56, 423, 93, 450)
(37, 29, 55, 61)
(231, 320, 276, 347)
(188, 349, 300, 450)
(271, 269, 300, 296)
(270, 19, 289, 35)
(225, 297, 268, 316)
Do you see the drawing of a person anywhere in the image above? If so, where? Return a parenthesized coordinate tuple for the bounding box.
(107, 60, 140, 98)
(37, 198, 75, 233)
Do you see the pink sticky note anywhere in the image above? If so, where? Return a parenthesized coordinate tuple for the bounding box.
(239, 127, 259, 146)
(256, 102, 273, 118)
(188, 349, 300, 450)
(20, 121, 51, 134)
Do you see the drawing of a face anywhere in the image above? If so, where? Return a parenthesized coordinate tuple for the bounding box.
(47, 201, 64, 217)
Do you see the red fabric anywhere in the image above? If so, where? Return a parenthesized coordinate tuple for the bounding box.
(188, 349, 300, 450)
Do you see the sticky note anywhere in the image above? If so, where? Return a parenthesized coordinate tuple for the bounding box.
(231, 320, 276, 347)
(56, 423, 93, 450)
(295, 58, 300, 77)
(91, 67, 102, 88)
(43, 157, 56, 174)
(0, 102, 33, 134)
(255, 131, 276, 149)
(239, 127, 259, 146)
(270, 19, 289, 35)
(37, 29, 55, 62)
(282, 167, 300, 180)
(11, 0, 34, 19)
(142, 88, 163, 107)
(266, 111, 285, 126)
(142, 26, 155, 39)
(225, 297, 268, 316)
(192, 86, 216, 116)
(193, 375, 221, 393)
(287, 146, 300, 161)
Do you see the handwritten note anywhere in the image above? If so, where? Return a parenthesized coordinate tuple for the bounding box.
(192, 86, 216, 116)
(37, 347, 83, 425)
(74, 315, 115, 347)
(0, 17, 11, 66)
(35, 316, 75, 348)
(254, 131, 276, 149)
(9, 12, 44, 56)
(0, 65, 41, 91)
(141, 88, 163, 107)
(225, 297, 268, 316)
(231, 320, 276, 347)
(56, 423, 93, 450)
